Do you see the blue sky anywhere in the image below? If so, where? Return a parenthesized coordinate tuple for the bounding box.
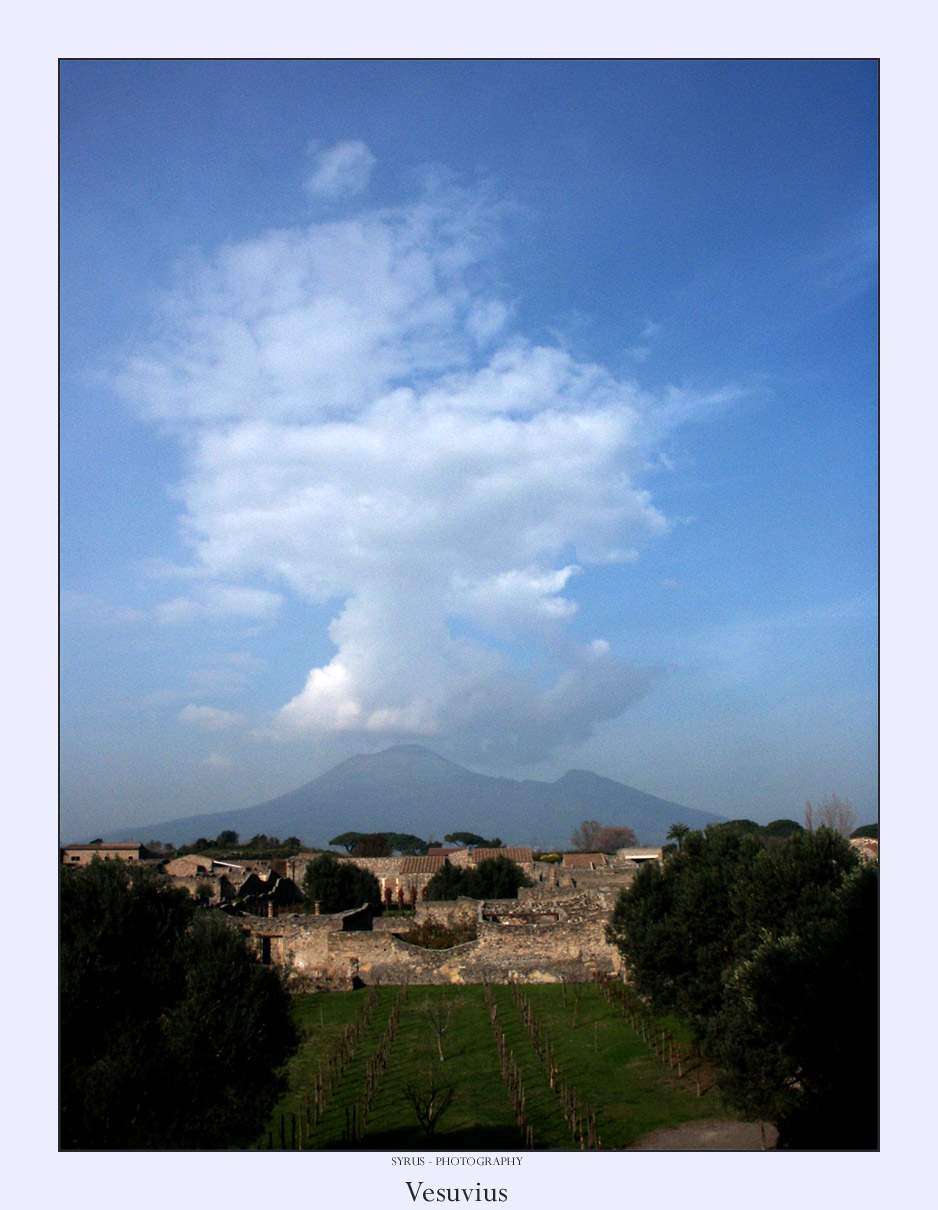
(60, 60, 877, 841)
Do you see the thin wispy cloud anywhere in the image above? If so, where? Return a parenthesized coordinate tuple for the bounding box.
(304, 139, 376, 200)
(801, 202, 878, 308)
(117, 146, 728, 765)
(203, 750, 235, 770)
(179, 704, 244, 731)
(151, 586, 283, 627)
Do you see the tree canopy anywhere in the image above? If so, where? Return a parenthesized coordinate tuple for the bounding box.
(329, 831, 430, 855)
(760, 818, 805, 838)
(571, 820, 637, 852)
(60, 859, 296, 1149)
(606, 825, 876, 1147)
(330, 831, 366, 852)
(424, 855, 532, 901)
(301, 851, 383, 914)
(350, 832, 392, 858)
(444, 832, 501, 849)
(387, 832, 431, 855)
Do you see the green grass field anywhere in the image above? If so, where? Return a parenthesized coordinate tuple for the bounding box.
(257, 983, 735, 1151)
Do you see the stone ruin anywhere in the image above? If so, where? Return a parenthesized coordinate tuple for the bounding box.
(234, 852, 646, 989)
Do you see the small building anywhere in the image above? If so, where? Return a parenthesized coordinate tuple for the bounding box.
(562, 852, 609, 869)
(615, 846, 663, 864)
(61, 842, 155, 866)
(163, 854, 215, 878)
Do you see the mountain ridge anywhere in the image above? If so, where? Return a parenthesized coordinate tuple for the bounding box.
(98, 743, 723, 849)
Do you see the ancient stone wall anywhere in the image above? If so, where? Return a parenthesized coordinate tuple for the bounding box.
(238, 887, 623, 988)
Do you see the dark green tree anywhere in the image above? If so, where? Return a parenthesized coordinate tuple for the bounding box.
(424, 859, 470, 901)
(329, 831, 365, 853)
(384, 832, 429, 855)
(161, 913, 298, 1148)
(607, 827, 763, 1028)
(444, 832, 490, 848)
(60, 860, 295, 1149)
(351, 832, 391, 858)
(424, 855, 532, 901)
(761, 819, 805, 838)
(710, 818, 763, 836)
(733, 827, 859, 961)
(606, 825, 874, 1148)
(666, 822, 690, 851)
(467, 855, 533, 899)
(713, 863, 878, 1148)
(301, 851, 382, 914)
(247, 833, 280, 848)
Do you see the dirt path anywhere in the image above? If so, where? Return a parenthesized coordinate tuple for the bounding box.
(626, 1119, 778, 1150)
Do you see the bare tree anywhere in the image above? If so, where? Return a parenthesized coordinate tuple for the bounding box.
(404, 1067, 456, 1142)
(571, 821, 636, 852)
(805, 794, 857, 838)
(570, 820, 602, 851)
(592, 825, 638, 852)
(421, 993, 454, 1062)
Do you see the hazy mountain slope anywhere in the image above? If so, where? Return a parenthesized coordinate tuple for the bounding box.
(102, 743, 722, 849)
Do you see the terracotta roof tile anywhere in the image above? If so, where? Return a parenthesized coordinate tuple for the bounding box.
(398, 856, 447, 874)
(562, 853, 608, 868)
(470, 847, 533, 864)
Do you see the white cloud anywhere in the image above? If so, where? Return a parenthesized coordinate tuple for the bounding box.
(304, 140, 376, 200)
(151, 586, 282, 626)
(179, 704, 244, 731)
(119, 165, 721, 764)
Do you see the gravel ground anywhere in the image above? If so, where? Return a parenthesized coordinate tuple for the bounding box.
(626, 1119, 778, 1150)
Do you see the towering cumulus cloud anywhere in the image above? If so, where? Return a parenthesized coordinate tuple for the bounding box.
(119, 148, 684, 764)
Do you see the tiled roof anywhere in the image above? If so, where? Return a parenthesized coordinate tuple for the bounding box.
(562, 853, 608, 868)
(470, 847, 534, 864)
(398, 856, 447, 874)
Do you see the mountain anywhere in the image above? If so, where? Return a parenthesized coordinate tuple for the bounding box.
(104, 744, 723, 850)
